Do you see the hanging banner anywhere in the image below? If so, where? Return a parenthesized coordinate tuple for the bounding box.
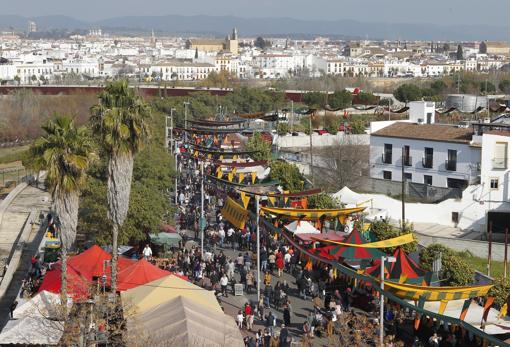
(251, 172, 257, 184)
(268, 196, 276, 206)
(238, 173, 245, 183)
(260, 206, 365, 221)
(482, 297, 495, 323)
(217, 168, 223, 179)
(459, 299, 472, 321)
(232, 167, 237, 176)
(221, 197, 248, 230)
(316, 233, 415, 249)
(228, 172, 234, 182)
(383, 281, 493, 302)
(283, 190, 290, 204)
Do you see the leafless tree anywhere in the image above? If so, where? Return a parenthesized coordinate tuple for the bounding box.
(314, 135, 369, 192)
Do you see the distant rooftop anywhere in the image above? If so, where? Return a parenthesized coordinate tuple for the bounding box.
(372, 123, 473, 144)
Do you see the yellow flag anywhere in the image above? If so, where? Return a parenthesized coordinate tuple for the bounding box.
(399, 274, 408, 284)
(233, 155, 238, 161)
(194, 151, 199, 158)
(232, 167, 237, 176)
(228, 172, 234, 182)
(251, 172, 257, 184)
(499, 303, 508, 319)
(217, 168, 223, 179)
(283, 190, 290, 204)
(241, 193, 251, 209)
(268, 196, 276, 206)
(219, 155, 224, 161)
(438, 300, 448, 315)
(208, 154, 212, 159)
(238, 172, 245, 183)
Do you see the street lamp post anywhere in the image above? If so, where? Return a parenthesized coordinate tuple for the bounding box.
(200, 161, 205, 256)
(256, 195, 261, 303)
(175, 151, 178, 205)
(184, 101, 190, 142)
(169, 108, 175, 153)
(380, 255, 396, 347)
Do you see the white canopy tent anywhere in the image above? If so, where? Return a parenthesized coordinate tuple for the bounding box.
(284, 220, 321, 235)
(13, 290, 64, 320)
(0, 317, 64, 345)
(127, 296, 244, 347)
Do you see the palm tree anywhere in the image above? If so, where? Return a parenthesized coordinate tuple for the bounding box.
(90, 80, 150, 292)
(29, 116, 95, 301)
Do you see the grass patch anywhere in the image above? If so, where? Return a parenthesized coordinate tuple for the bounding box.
(0, 145, 30, 166)
(459, 250, 507, 278)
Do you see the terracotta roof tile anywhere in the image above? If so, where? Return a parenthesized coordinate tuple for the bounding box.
(372, 123, 473, 144)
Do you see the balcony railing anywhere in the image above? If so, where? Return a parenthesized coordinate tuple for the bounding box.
(492, 157, 507, 170)
(381, 153, 392, 164)
(403, 156, 412, 166)
(422, 157, 433, 169)
(445, 160, 457, 171)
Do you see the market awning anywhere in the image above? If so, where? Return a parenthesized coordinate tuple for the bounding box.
(313, 228, 385, 260)
(38, 262, 91, 300)
(149, 232, 182, 247)
(188, 119, 247, 126)
(284, 220, 321, 235)
(67, 245, 135, 279)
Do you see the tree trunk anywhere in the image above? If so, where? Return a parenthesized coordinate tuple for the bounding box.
(53, 190, 79, 315)
(107, 152, 134, 293)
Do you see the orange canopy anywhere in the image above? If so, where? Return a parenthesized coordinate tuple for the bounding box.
(68, 245, 135, 280)
(117, 259, 170, 292)
(38, 262, 90, 300)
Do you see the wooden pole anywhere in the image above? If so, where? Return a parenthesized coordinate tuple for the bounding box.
(401, 146, 405, 230)
(488, 221, 493, 277)
(504, 227, 508, 279)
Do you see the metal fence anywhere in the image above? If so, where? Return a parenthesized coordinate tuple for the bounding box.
(364, 178, 462, 203)
(0, 167, 35, 190)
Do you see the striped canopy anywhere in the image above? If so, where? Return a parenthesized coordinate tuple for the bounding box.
(313, 229, 385, 261)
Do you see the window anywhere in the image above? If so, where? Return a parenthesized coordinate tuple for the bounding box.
(490, 178, 499, 190)
(493, 142, 507, 169)
(424, 175, 432, 185)
(403, 145, 411, 166)
(383, 171, 392, 180)
(404, 173, 412, 181)
(446, 149, 457, 171)
(423, 147, 433, 168)
(426, 112, 432, 124)
(383, 144, 392, 164)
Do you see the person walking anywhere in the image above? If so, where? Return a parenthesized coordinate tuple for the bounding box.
(236, 310, 244, 329)
(283, 304, 291, 327)
(246, 270, 254, 294)
(276, 255, 284, 278)
(220, 273, 229, 297)
(142, 244, 152, 261)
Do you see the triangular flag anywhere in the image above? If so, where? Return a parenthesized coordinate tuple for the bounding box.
(238, 172, 245, 183)
(268, 196, 276, 206)
(217, 168, 223, 179)
(233, 155, 238, 161)
(219, 155, 224, 161)
(241, 193, 251, 209)
(283, 190, 290, 204)
(232, 167, 237, 176)
(459, 299, 472, 321)
(438, 300, 448, 315)
(482, 297, 495, 323)
(208, 154, 212, 159)
(251, 172, 257, 184)
(398, 274, 408, 283)
(499, 303, 508, 319)
(228, 172, 234, 182)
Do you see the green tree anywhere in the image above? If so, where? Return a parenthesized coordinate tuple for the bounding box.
(498, 79, 510, 94)
(245, 132, 272, 161)
(277, 122, 289, 135)
(200, 70, 234, 88)
(480, 81, 496, 94)
(328, 90, 352, 109)
(269, 160, 304, 191)
(303, 91, 327, 108)
(324, 114, 339, 134)
(489, 276, 510, 308)
(394, 84, 423, 102)
(90, 80, 151, 292)
(430, 80, 447, 95)
(350, 119, 366, 134)
(254, 36, 269, 49)
(356, 92, 378, 105)
(456, 45, 464, 60)
(307, 193, 339, 209)
(29, 116, 95, 302)
(370, 219, 417, 254)
(419, 244, 473, 286)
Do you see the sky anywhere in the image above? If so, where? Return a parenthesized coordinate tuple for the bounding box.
(1, 0, 508, 26)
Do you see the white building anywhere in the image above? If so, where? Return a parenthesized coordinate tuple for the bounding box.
(150, 61, 215, 81)
(370, 122, 481, 188)
(408, 101, 435, 124)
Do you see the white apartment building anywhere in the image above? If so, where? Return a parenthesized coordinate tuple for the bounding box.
(370, 122, 481, 189)
(150, 61, 215, 81)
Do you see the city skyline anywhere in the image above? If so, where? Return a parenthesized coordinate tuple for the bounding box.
(1, 0, 509, 27)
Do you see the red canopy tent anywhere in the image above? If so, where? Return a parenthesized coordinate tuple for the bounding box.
(68, 245, 135, 280)
(365, 247, 426, 280)
(117, 259, 171, 292)
(38, 262, 90, 300)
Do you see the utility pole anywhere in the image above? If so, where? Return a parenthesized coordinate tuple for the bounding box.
(309, 111, 314, 185)
(504, 227, 508, 279)
(380, 256, 396, 347)
(401, 146, 406, 230)
(175, 151, 178, 205)
(200, 161, 205, 256)
(170, 108, 175, 153)
(290, 100, 294, 133)
(488, 221, 493, 277)
(256, 195, 261, 303)
(184, 101, 190, 143)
